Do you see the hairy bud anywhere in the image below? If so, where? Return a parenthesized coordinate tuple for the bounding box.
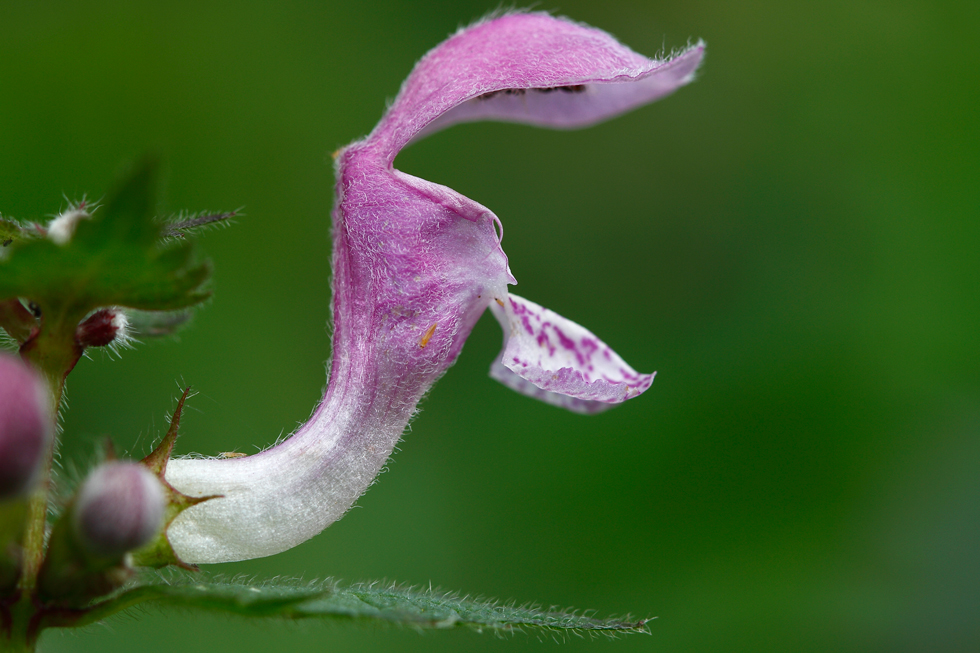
(73, 462, 165, 558)
(75, 308, 130, 349)
(0, 353, 52, 499)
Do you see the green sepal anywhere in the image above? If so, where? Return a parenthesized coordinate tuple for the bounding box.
(132, 389, 219, 570)
(140, 387, 189, 477)
(34, 500, 132, 607)
(129, 491, 213, 571)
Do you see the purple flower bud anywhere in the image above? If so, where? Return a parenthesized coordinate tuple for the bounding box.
(0, 353, 52, 499)
(75, 308, 130, 349)
(73, 461, 165, 558)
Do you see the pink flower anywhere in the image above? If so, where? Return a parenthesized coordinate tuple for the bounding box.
(165, 13, 704, 564)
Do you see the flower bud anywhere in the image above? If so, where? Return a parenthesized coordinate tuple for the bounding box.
(75, 308, 130, 349)
(0, 353, 52, 499)
(73, 461, 165, 558)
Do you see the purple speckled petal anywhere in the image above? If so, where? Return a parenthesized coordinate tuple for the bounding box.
(370, 12, 704, 158)
(490, 294, 655, 414)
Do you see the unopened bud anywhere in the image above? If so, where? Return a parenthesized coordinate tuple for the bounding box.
(73, 462, 165, 558)
(46, 208, 90, 245)
(0, 353, 52, 499)
(75, 308, 129, 349)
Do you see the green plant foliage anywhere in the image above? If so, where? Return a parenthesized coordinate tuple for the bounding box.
(0, 159, 211, 315)
(0, 217, 30, 246)
(57, 572, 651, 636)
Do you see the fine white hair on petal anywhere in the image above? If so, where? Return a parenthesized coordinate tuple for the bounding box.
(164, 199, 511, 564)
(374, 12, 705, 157)
(416, 41, 705, 141)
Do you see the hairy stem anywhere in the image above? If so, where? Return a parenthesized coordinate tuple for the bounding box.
(17, 318, 72, 594)
(8, 306, 78, 652)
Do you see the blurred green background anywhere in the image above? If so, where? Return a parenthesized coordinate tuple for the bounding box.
(2, 0, 977, 651)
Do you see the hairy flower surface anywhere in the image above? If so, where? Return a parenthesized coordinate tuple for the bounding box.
(165, 13, 704, 564)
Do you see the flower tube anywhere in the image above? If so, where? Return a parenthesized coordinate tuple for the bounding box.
(165, 12, 704, 564)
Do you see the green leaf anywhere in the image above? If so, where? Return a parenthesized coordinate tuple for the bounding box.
(0, 216, 30, 246)
(50, 572, 651, 637)
(124, 309, 194, 338)
(162, 210, 237, 240)
(0, 159, 211, 315)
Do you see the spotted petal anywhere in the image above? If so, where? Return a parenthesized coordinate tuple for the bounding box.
(490, 294, 654, 414)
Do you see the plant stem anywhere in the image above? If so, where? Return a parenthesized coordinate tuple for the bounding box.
(8, 307, 78, 652)
(17, 336, 68, 596)
(6, 383, 62, 653)
(16, 440, 57, 597)
(5, 600, 40, 652)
